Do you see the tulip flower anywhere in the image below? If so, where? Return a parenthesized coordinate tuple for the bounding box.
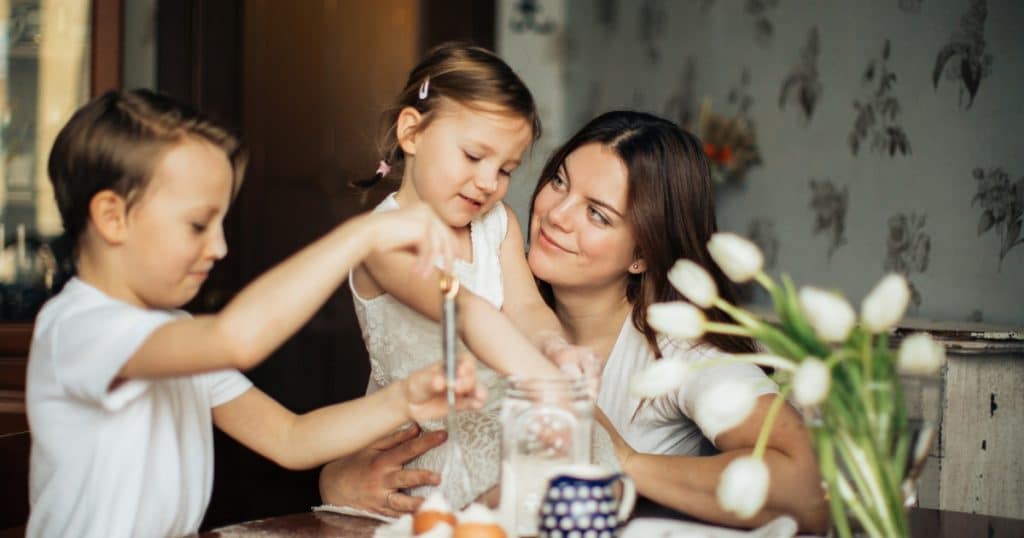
(695, 379, 758, 434)
(647, 302, 706, 339)
(793, 357, 831, 406)
(798, 287, 856, 343)
(668, 259, 718, 308)
(717, 456, 770, 519)
(630, 357, 690, 398)
(861, 274, 910, 333)
(707, 233, 764, 283)
(897, 333, 946, 375)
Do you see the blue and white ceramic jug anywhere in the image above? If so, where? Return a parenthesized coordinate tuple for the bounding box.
(537, 464, 636, 538)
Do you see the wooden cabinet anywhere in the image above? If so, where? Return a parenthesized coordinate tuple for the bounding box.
(902, 324, 1024, 519)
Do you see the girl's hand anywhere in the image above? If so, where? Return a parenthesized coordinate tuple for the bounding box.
(539, 332, 602, 399)
(402, 355, 485, 422)
(369, 202, 456, 277)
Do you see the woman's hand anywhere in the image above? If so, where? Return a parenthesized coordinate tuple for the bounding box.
(319, 424, 447, 516)
(595, 408, 636, 470)
(403, 354, 485, 423)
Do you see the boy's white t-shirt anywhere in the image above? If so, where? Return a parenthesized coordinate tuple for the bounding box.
(26, 277, 252, 538)
(597, 318, 777, 456)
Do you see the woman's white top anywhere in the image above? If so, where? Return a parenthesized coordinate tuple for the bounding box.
(597, 318, 777, 456)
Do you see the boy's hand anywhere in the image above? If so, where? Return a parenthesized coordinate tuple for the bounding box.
(369, 202, 456, 277)
(402, 355, 485, 422)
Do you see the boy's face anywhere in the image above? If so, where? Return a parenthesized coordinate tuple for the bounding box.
(122, 138, 233, 309)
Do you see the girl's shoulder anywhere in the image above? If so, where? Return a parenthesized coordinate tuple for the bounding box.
(473, 201, 510, 247)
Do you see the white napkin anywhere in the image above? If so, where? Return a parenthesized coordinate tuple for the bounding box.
(312, 503, 398, 523)
(371, 514, 416, 538)
(621, 515, 799, 538)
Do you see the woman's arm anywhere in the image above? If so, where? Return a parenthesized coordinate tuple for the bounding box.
(214, 359, 482, 470)
(609, 395, 829, 533)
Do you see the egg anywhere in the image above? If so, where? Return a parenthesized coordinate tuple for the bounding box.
(452, 522, 505, 538)
(453, 503, 506, 538)
(414, 491, 456, 535)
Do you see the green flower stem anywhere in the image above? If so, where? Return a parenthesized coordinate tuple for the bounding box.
(858, 336, 879, 443)
(704, 321, 753, 337)
(836, 431, 901, 537)
(753, 271, 777, 294)
(836, 472, 887, 538)
(704, 354, 798, 372)
(814, 429, 852, 538)
(711, 297, 763, 330)
(752, 386, 792, 459)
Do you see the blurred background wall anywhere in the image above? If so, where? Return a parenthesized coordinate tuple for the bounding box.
(499, 0, 1023, 326)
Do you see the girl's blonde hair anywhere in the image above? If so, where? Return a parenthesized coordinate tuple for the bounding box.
(355, 42, 540, 188)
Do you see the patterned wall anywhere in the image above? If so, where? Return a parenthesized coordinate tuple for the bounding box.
(500, 0, 1023, 326)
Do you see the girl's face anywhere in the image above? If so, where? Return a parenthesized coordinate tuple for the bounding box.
(528, 143, 641, 293)
(121, 138, 233, 309)
(399, 100, 533, 228)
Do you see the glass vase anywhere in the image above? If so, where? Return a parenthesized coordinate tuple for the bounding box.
(812, 371, 941, 538)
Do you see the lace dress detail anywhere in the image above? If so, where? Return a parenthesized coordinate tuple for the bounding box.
(351, 194, 508, 508)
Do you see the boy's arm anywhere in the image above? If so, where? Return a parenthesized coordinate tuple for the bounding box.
(362, 222, 563, 379)
(119, 205, 454, 379)
(213, 359, 482, 470)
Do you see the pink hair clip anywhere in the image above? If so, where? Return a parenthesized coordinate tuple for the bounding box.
(376, 160, 391, 177)
(418, 78, 430, 100)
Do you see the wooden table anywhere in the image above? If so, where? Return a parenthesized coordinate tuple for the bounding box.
(197, 499, 1024, 537)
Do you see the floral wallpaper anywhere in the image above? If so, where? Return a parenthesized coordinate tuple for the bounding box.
(500, 0, 1024, 325)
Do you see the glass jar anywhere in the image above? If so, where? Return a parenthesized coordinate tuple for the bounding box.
(498, 376, 593, 537)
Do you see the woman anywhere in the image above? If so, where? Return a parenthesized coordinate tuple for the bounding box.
(321, 111, 828, 532)
(526, 111, 827, 532)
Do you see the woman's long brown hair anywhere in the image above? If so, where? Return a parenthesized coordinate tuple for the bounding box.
(529, 111, 757, 357)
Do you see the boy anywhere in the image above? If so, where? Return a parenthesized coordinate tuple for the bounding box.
(26, 89, 480, 537)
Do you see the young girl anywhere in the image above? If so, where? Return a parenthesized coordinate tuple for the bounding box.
(349, 43, 608, 509)
(26, 89, 483, 538)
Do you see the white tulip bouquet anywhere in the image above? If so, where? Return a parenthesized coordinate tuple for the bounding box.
(631, 233, 945, 537)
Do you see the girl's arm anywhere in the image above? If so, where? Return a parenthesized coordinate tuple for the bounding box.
(605, 396, 829, 533)
(360, 219, 563, 379)
(118, 204, 455, 379)
(497, 207, 577, 355)
(213, 358, 483, 470)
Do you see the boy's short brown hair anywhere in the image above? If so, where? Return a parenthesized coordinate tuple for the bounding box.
(47, 89, 248, 248)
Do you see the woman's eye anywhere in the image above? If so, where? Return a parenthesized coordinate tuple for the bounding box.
(463, 151, 481, 162)
(588, 207, 610, 226)
(499, 168, 513, 178)
(191, 223, 207, 233)
(551, 176, 567, 190)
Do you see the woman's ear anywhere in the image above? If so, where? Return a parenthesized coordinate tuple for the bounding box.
(628, 259, 647, 274)
(396, 106, 423, 157)
(88, 190, 129, 244)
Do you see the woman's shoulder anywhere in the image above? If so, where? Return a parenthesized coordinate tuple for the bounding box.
(657, 334, 728, 363)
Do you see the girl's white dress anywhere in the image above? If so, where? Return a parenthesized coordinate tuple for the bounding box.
(351, 193, 617, 508)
